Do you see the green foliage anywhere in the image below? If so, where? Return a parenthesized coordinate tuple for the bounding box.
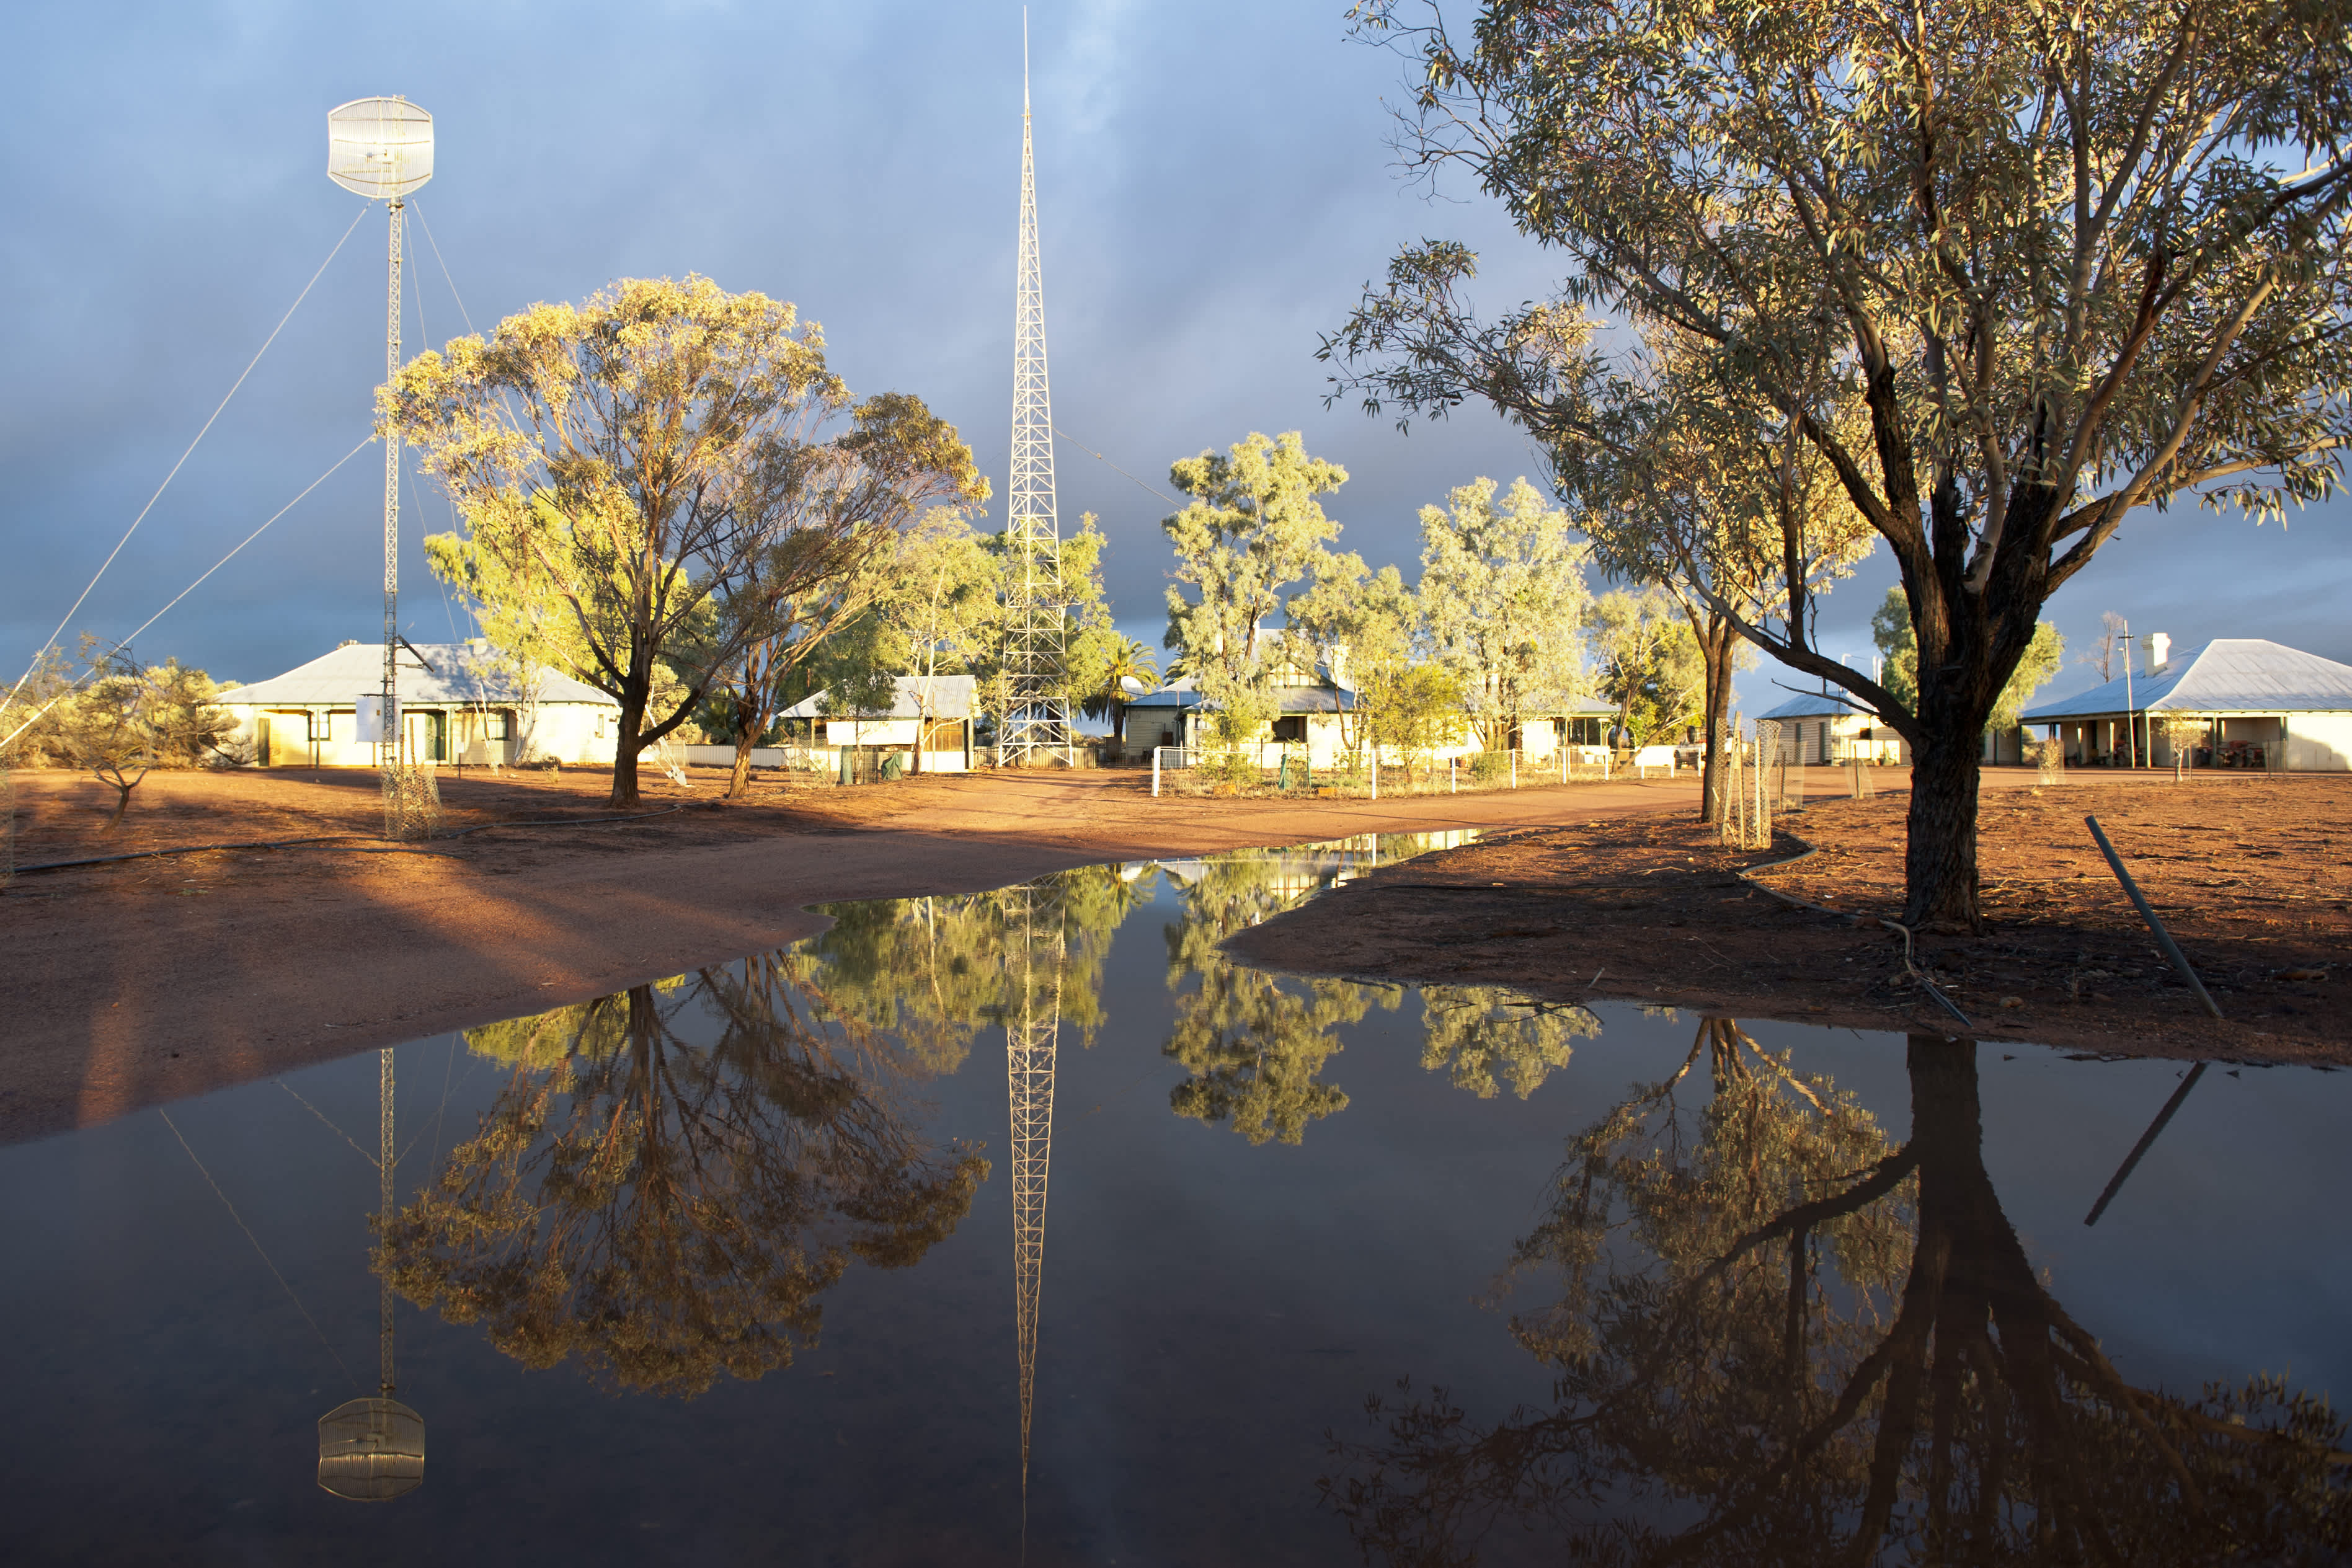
(1163, 432, 1347, 745)
(1285, 554, 1418, 756)
(53, 644, 238, 824)
(1591, 589, 1705, 744)
(1371, 663, 1467, 782)
(392, 275, 983, 805)
(1418, 476, 1591, 751)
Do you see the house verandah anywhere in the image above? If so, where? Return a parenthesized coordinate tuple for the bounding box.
(213, 640, 620, 768)
(2022, 638, 2352, 772)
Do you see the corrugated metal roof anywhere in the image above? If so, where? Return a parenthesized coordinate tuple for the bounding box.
(216, 642, 616, 707)
(2023, 639, 2352, 720)
(779, 673, 976, 720)
(1757, 689, 1871, 720)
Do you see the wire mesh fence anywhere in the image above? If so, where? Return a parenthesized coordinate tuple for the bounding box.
(381, 758, 442, 841)
(1148, 744, 1616, 799)
(1716, 721, 1777, 850)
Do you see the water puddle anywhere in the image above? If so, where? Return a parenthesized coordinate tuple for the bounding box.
(5, 831, 2347, 1562)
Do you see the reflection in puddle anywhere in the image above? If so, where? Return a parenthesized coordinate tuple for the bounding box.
(5, 829, 2347, 1561)
(1329, 1019, 2352, 1564)
(381, 964, 989, 1397)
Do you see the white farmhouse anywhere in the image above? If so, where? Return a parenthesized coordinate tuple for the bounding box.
(213, 640, 619, 768)
(2023, 637, 2352, 771)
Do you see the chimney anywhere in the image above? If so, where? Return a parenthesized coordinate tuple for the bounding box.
(1328, 644, 1352, 691)
(2146, 632, 2170, 675)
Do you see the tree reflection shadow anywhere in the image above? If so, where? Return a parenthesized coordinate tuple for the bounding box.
(378, 960, 988, 1397)
(1325, 1020, 2352, 1564)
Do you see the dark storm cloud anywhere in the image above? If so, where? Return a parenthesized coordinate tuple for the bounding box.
(2, 0, 2341, 706)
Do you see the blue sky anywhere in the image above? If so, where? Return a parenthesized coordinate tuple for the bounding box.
(5, 0, 2346, 715)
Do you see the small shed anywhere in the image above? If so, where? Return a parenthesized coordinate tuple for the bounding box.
(2022, 637, 2352, 771)
(778, 673, 975, 771)
(1754, 689, 1910, 766)
(214, 640, 619, 768)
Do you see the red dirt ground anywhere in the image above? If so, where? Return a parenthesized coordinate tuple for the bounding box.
(1227, 771, 2351, 1066)
(1, 763, 1702, 1144)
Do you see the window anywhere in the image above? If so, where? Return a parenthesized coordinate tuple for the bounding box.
(486, 709, 510, 740)
(1271, 715, 1306, 743)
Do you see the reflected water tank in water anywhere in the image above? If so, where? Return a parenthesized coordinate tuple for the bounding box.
(316, 1397, 425, 1501)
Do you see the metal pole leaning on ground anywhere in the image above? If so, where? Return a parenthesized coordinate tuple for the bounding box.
(2084, 815, 2226, 1020)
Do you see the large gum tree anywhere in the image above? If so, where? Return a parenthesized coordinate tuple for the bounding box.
(386, 275, 979, 807)
(1328, 0, 2352, 928)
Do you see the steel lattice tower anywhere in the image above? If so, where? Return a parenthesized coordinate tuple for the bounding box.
(998, 33, 1074, 768)
(1005, 884, 1061, 1508)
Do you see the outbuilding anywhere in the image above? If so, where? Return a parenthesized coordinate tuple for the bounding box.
(2022, 636, 2352, 771)
(776, 674, 976, 772)
(214, 640, 619, 768)
(1754, 688, 1911, 766)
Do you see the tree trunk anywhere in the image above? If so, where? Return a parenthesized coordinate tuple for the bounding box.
(1901, 717, 1986, 929)
(725, 689, 760, 800)
(1695, 616, 1736, 825)
(611, 686, 647, 807)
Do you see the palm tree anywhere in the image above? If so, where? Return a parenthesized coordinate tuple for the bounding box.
(1083, 636, 1161, 733)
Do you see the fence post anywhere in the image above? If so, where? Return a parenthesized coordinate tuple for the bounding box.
(1152, 746, 1161, 798)
(1449, 756, 1457, 794)
(1370, 748, 1378, 801)
(1510, 749, 1517, 789)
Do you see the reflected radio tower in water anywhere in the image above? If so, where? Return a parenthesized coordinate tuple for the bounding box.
(1005, 882, 1062, 1517)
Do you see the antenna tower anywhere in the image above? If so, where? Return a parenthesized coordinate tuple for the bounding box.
(1000, 20, 1074, 767)
(327, 97, 436, 835)
(1005, 884, 1061, 1513)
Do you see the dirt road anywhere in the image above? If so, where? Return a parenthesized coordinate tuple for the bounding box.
(1, 765, 1699, 1144)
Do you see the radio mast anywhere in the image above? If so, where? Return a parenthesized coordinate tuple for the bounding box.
(998, 16, 1073, 767)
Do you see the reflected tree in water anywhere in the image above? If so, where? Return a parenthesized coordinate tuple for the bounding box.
(378, 961, 988, 1397)
(1161, 848, 1400, 1145)
(1326, 1021, 2352, 1564)
(1418, 989, 1600, 1101)
(784, 862, 1148, 1071)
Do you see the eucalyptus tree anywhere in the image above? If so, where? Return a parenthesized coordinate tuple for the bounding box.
(1589, 587, 1707, 745)
(1574, 340, 1876, 819)
(1284, 552, 1419, 761)
(1327, 1, 2352, 928)
(1163, 432, 1349, 749)
(388, 275, 983, 807)
(1417, 476, 1591, 754)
